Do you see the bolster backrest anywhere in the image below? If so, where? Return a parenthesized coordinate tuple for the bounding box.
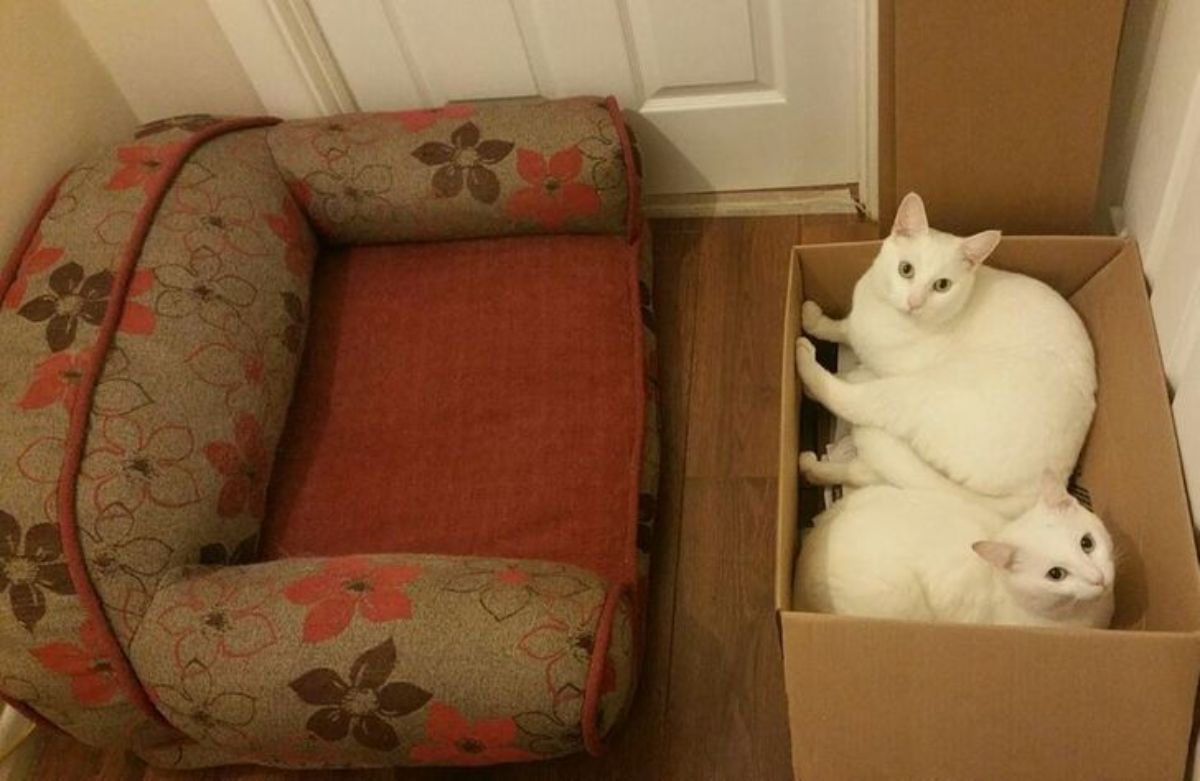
(267, 96, 640, 245)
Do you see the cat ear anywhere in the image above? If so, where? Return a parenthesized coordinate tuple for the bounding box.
(1039, 470, 1075, 512)
(962, 230, 1002, 266)
(972, 540, 1016, 569)
(891, 192, 929, 237)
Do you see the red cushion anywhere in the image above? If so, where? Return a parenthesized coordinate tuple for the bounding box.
(263, 235, 643, 586)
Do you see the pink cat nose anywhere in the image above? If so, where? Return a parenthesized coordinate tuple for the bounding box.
(906, 293, 925, 311)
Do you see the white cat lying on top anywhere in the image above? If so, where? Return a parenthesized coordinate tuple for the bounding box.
(796, 192, 1096, 517)
(793, 480, 1115, 628)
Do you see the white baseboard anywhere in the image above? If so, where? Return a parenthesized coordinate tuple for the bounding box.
(644, 187, 863, 219)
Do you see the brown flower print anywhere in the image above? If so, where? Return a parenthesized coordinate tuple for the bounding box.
(302, 156, 395, 227)
(290, 637, 431, 751)
(81, 416, 199, 512)
(17, 262, 110, 352)
(442, 560, 589, 622)
(412, 122, 513, 204)
(0, 510, 75, 632)
(152, 660, 256, 750)
(154, 246, 256, 329)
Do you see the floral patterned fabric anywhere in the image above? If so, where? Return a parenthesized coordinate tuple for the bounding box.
(0, 96, 650, 769)
(126, 555, 633, 769)
(0, 115, 282, 750)
(267, 97, 633, 245)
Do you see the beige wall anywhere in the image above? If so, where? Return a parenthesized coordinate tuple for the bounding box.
(0, 0, 138, 259)
(60, 0, 264, 122)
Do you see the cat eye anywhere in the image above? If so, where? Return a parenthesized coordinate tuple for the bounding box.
(1045, 567, 1068, 581)
(932, 278, 953, 293)
(1081, 534, 1095, 553)
(898, 261, 914, 279)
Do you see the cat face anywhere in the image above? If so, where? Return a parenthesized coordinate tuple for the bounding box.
(869, 193, 1001, 325)
(973, 486, 1115, 622)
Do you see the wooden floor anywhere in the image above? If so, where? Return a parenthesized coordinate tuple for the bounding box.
(18, 215, 877, 781)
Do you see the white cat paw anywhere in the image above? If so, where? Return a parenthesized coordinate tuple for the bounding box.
(801, 300, 824, 334)
(795, 336, 819, 372)
(795, 337, 829, 397)
(798, 451, 821, 478)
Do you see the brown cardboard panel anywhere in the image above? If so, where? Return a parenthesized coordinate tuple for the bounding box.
(1069, 243, 1200, 631)
(891, 0, 1126, 234)
(781, 612, 1200, 781)
(877, 0, 896, 228)
(794, 237, 1126, 320)
(775, 252, 802, 611)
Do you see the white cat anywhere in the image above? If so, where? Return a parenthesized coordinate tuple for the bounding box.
(796, 192, 1096, 515)
(793, 481, 1115, 628)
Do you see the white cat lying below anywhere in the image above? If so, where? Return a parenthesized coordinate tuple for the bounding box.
(796, 192, 1096, 515)
(793, 482, 1115, 629)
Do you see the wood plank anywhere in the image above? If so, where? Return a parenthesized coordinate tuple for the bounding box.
(663, 477, 793, 780)
(799, 213, 880, 245)
(684, 217, 801, 479)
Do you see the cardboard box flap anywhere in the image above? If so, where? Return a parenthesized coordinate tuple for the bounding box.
(1069, 241, 1200, 631)
(776, 251, 802, 612)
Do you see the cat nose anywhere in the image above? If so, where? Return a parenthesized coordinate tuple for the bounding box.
(906, 293, 925, 311)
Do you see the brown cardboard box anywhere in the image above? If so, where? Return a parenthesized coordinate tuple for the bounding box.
(879, 0, 1126, 234)
(776, 237, 1200, 780)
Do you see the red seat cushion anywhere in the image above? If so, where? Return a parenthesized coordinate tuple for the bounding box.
(263, 234, 643, 586)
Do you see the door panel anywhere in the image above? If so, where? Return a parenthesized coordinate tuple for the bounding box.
(304, 0, 864, 195)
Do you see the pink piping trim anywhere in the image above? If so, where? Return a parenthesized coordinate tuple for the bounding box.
(0, 176, 65, 301)
(581, 584, 627, 756)
(604, 96, 643, 245)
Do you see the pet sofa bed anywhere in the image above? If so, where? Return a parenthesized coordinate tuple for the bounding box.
(0, 97, 657, 769)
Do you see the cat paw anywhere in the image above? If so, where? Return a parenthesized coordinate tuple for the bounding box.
(798, 451, 821, 480)
(795, 337, 828, 396)
(801, 300, 824, 334)
(795, 336, 819, 373)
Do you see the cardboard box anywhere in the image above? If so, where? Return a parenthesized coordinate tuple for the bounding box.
(776, 237, 1200, 780)
(878, 0, 1126, 234)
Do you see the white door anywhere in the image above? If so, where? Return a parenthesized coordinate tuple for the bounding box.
(1119, 0, 1200, 535)
(207, 0, 870, 200)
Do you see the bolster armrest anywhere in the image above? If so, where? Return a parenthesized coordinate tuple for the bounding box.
(126, 553, 633, 768)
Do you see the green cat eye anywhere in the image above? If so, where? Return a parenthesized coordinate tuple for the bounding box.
(932, 278, 952, 292)
(1081, 534, 1094, 553)
(898, 261, 914, 278)
(1046, 567, 1068, 581)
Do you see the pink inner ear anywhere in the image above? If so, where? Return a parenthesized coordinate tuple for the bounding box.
(1039, 470, 1075, 511)
(892, 192, 928, 237)
(972, 540, 1015, 569)
(962, 230, 1001, 266)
